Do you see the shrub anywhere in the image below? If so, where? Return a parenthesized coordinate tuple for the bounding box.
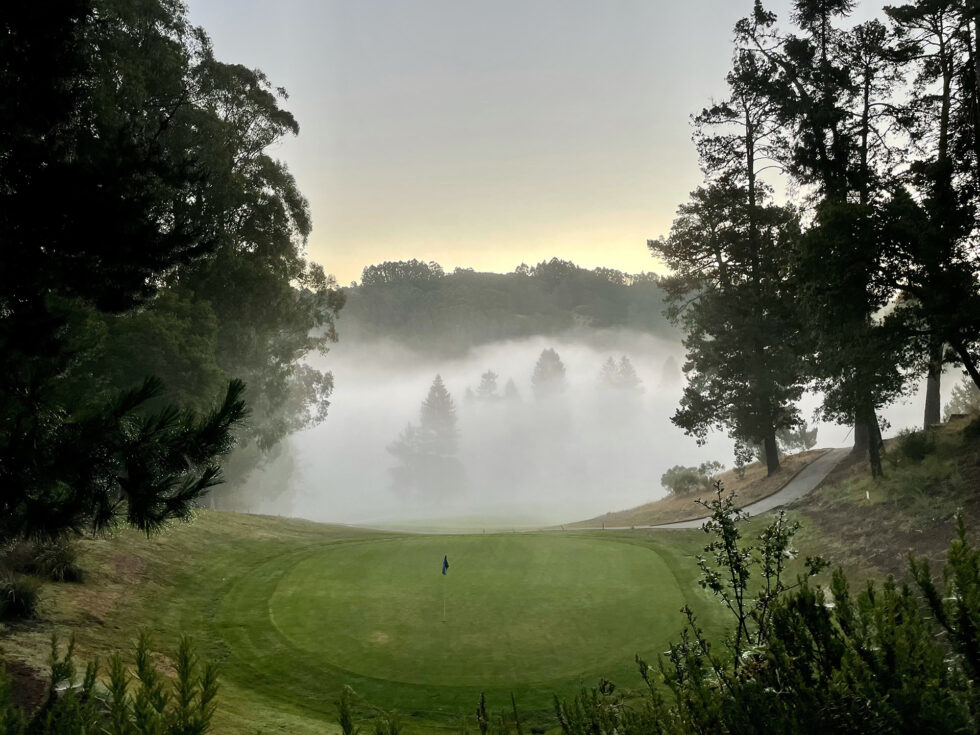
(0, 573, 41, 620)
(895, 428, 936, 462)
(373, 711, 401, 735)
(552, 486, 980, 734)
(337, 685, 360, 735)
(25, 539, 83, 583)
(660, 461, 723, 495)
(0, 633, 218, 734)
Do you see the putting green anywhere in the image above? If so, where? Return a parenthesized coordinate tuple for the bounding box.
(266, 534, 685, 687)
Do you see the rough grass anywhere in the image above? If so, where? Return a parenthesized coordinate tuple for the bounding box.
(0, 512, 728, 734)
(569, 449, 828, 528)
(794, 418, 980, 577)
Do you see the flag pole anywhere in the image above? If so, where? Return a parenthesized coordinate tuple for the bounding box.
(442, 577, 447, 622)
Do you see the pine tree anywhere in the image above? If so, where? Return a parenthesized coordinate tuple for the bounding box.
(531, 349, 567, 400)
(387, 376, 463, 500)
(474, 371, 500, 401)
(617, 356, 643, 394)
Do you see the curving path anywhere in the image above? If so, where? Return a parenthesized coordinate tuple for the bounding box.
(643, 447, 851, 530)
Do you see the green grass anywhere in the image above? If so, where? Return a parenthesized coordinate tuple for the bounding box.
(2, 513, 728, 734)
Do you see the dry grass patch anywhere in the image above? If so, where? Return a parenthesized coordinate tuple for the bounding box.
(570, 449, 829, 528)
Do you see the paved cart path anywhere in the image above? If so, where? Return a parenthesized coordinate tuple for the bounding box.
(643, 447, 851, 530)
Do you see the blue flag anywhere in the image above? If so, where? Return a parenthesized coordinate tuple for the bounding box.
(442, 555, 449, 575)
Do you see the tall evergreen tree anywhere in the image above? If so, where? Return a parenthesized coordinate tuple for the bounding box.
(736, 1, 913, 475)
(387, 375, 463, 500)
(651, 49, 806, 476)
(883, 0, 980, 427)
(531, 348, 567, 400)
(474, 371, 500, 401)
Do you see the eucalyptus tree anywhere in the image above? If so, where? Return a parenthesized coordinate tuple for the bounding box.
(0, 0, 248, 540)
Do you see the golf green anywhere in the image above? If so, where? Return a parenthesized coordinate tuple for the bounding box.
(266, 534, 685, 687)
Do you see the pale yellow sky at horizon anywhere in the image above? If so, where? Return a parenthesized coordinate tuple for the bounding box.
(187, 0, 885, 285)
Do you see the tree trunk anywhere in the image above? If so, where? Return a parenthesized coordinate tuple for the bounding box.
(924, 340, 943, 428)
(852, 420, 869, 458)
(763, 431, 780, 476)
(853, 400, 884, 476)
(868, 412, 883, 478)
(951, 338, 980, 392)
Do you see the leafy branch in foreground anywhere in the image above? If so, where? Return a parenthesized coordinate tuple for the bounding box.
(556, 483, 978, 734)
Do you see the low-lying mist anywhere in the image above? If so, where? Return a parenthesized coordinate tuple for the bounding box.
(232, 330, 962, 528)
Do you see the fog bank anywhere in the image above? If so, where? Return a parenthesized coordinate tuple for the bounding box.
(232, 331, 963, 527)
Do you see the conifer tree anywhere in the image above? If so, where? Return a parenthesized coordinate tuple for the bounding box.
(387, 376, 463, 500)
(531, 349, 567, 400)
(651, 50, 806, 475)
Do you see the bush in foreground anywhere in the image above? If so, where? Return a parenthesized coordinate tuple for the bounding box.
(0, 633, 217, 734)
(549, 485, 980, 734)
(0, 573, 41, 620)
(8, 538, 85, 584)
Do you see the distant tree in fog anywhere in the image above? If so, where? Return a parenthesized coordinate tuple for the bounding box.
(503, 379, 521, 402)
(531, 349, 567, 400)
(661, 462, 724, 495)
(475, 371, 500, 401)
(598, 356, 643, 394)
(777, 421, 818, 453)
(387, 375, 463, 499)
(599, 357, 619, 388)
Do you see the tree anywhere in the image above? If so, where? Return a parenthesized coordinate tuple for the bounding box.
(660, 462, 725, 495)
(652, 184, 806, 475)
(598, 356, 644, 394)
(531, 349, 567, 400)
(75, 34, 345, 465)
(598, 357, 619, 389)
(945, 376, 980, 418)
(0, 0, 250, 541)
(387, 376, 463, 500)
(651, 43, 810, 476)
(474, 371, 500, 401)
(736, 2, 913, 476)
(882, 0, 980, 427)
(777, 420, 819, 452)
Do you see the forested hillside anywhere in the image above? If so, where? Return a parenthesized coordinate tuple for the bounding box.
(338, 258, 675, 355)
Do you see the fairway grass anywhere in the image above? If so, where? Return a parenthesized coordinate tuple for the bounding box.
(2, 512, 730, 733)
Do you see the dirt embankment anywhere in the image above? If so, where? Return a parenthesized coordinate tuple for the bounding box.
(569, 449, 829, 528)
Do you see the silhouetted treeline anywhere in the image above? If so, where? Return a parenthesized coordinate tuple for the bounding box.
(652, 0, 980, 478)
(341, 258, 673, 355)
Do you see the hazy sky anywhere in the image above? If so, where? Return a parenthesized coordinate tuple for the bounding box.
(186, 0, 882, 285)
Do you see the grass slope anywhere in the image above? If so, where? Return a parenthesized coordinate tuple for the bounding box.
(794, 418, 980, 577)
(0, 514, 727, 734)
(571, 449, 828, 528)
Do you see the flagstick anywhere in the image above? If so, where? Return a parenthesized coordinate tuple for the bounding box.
(442, 579, 447, 623)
